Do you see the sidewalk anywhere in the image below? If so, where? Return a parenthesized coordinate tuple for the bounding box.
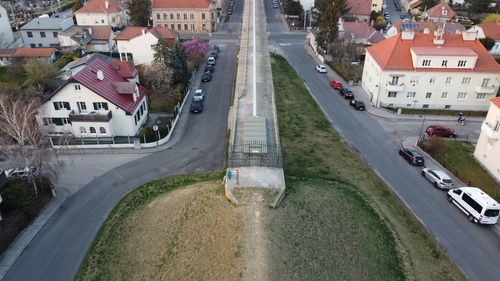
(303, 44, 485, 123)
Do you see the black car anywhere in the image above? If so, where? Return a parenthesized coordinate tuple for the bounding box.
(339, 88, 354, 99)
(399, 148, 425, 166)
(205, 64, 214, 72)
(212, 45, 220, 54)
(201, 71, 212, 82)
(209, 51, 218, 59)
(190, 100, 203, 113)
(350, 100, 365, 110)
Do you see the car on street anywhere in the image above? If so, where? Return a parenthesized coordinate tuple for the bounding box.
(330, 80, 343, 90)
(399, 148, 425, 165)
(201, 71, 212, 82)
(421, 168, 453, 189)
(190, 100, 203, 113)
(339, 88, 354, 99)
(205, 64, 214, 72)
(193, 89, 205, 101)
(425, 125, 456, 138)
(209, 51, 218, 59)
(447, 187, 500, 224)
(207, 56, 216, 65)
(400, 14, 406, 19)
(273, 4, 278, 8)
(6, 167, 40, 178)
(228, 9, 232, 15)
(212, 45, 220, 53)
(350, 100, 365, 110)
(316, 65, 327, 73)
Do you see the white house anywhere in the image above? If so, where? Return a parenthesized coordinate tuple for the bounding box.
(0, 4, 14, 48)
(20, 16, 74, 48)
(59, 25, 116, 53)
(474, 97, 500, 182)
(75, 0, 128, 28)
(468, 20, 500, 56)
(37, 58, 148, 137)
(362, 30, 500, 111)
(114, 25, 178, 65)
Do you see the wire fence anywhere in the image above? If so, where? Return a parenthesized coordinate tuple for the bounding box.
(228, 141, 283, 168)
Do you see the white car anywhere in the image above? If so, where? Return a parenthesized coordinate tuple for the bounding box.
(315, 65, 327, 73)
(421, 168, 453, 189)
(193, 89, 205, 101)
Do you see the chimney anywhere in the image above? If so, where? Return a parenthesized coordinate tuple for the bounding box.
(141, 28, 146, 35)
(87, 27, 92, 35)
(401, 30, 415, 40)
(423, 28, 430, 34)
(96, 68, 104, 81)
(105, 0, 109, 9)
(462, 30, 477, 41)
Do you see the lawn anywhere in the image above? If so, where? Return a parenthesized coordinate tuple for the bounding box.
(271, 53, 466, 281)
(0, 67, 26, 85)
(420, 140, 500, 200)
(384, 107, 488, 117)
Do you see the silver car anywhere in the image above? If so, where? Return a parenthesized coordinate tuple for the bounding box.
(193, 89, 205, 101)
(421, 168, 453, 189)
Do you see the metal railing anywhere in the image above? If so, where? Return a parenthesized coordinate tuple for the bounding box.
(228, 141, 283, 168)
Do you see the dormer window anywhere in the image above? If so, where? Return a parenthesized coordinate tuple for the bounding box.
(442, 10, 448, 16)
(458, 60, 467, 67)
(422, 60, 431, 66)
(442, 60, 447, 67)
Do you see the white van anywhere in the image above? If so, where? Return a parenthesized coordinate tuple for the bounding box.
(447, 187, 500, 224)
(207, 57, 216, 65)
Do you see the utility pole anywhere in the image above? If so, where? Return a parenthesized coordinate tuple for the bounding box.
(303, 9, 306, 30)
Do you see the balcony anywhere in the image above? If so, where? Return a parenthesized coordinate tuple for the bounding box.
(475, 85, 496, 94)
(69, 110, 112, 122)
(481, 121, 500, 139)
(386, 82, 405, 92)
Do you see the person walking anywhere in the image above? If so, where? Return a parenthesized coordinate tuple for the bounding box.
(226, 169, 232, 181)
(235, 169, 240, 185)
(458, 113, 465, 126)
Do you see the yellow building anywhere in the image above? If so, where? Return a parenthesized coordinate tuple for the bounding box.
(152, 0, 218, 34)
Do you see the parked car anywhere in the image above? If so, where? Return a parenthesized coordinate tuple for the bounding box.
(209, 51, 218, 59)
(5, 167, 40, 178)
(316, 65, 327, 73)
(212, 45, 220, 53)
(205, 64, 214, 72)
(421, 168, 453, 189)
(228, 9, 232, 15)
(207, 57, 216, 65)
(425, 125, 456, 138)
(193, 89, 205, 101)
(350, 100, 365, 110)
(447, 187, 500, 224)
(190, 100, 203, 113)
(201, 71, 212, 82)
(330, 80, 343, 90)
(399, 148, 424, 165)
(339, 88, 354, 99)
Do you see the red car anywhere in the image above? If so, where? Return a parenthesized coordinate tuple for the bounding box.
(330, 80, 343, 90)
(426, 125, 456, 138)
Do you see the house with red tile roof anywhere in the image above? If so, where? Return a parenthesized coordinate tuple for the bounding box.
(423, 1, 456, 22)
(36, 58, 148, 137)
(362, 30, 500, 111)
(115, 25, 178, 65)
(152, 0, 217, 33)
(474, 97, 500, 182)
(0, 48, 56, 66)
(345, 0, 372, 22)
(338, 20, 386, 57)
(75, 0, 128, 28)
(386, 21, 465, 38)
(58, 25, 117, 53)
(468, 20, 500, 55)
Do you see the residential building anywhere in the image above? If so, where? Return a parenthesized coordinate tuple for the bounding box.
(0, 48, 56, 66)
(21, 16, 74, 48)
(468, 20, 500, 55)
(36, 58, 148, 137)
(338, 20, 386, 57)
(75, 0, 128, 28)
(114, 25, 178, 65)
(474, 97, 500, 183)
(422, 1, 456, 22)
(60, 53, 116, 79)
(401, 0, 423, 14)
(59, 25, 116, 53)
(345, 0, 372, 22)
(152, 0, 218, 33)
(386, 21, 465, 38)
(0, 4, 14, 48)
(362, 31, 500, 111)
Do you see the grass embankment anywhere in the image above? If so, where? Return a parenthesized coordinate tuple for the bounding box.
(76, 172, 245, 281)
(421, 140, 500, 200)
(384, 107, 488, 117)
(271, 53, 466, 281)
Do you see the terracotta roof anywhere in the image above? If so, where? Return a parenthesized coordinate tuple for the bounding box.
(476, 23, 500, 40)
(392, 21, 465, 34)
(346, 0, 371, 16)
(114, 25, 178, 41)
(425, 2, 456, 19)
(0, 48, 55, 57)
(366, 33, 500, 72)
(110, 61, 138, 78)
(410, 0, 423, 9)
(88, 25, 113, 40)
(491, 97, 500, 109)
(342, 22, 386, 44)
(411, 46, 477, 56)
(152, 0, 214, 9)
(75, 0, 126, 14)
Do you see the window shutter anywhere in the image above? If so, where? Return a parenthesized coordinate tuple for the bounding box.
(64, 102, 71, 110)
(103, 103, 108, 110)
(93, 102, 98, 110)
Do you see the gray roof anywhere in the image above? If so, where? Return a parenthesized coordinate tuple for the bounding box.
(62, 53, 116, 72)
(20, 17, 72, 30)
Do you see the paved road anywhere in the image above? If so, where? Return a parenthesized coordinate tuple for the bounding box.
(275, 40, 500, 281)
(2, 31, 240, 281)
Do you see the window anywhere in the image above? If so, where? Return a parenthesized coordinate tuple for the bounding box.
(202, 13, 206, 20)
(422, 60, 431, 66)
(184, 24, 188, 30)
(183, 13, 187, 20)
(157, 13, 160, 20)
(99, 127, 106, 134)
(191, 24, 195, 31)
(93, 102, 108, 110)
(53, 32, 58, 38)
(441, 92, 448, 99)
(211, 12, 214, 19)
(457, 92, 467, 100)
(38, 44, 42, 47)
(178, 24, 181, 30)
(388, 92, 397, 98)
(53, 102, 71, 110)
(476, 93, 486, 100)
(170, 13, 174, 19)
(164, 24, 168, 28)
(101, 20, 104, 23)
(190, 13, 194, 20)
(445, 105, 451, 109)
(410, 77, 419, 84)
(373, 3, 377, 7)
(425, 92, 432, 99)
(481, 78, 490, 87)
(390, 76, 399, 84)
(442, 9, 448, 15)
(441, 60, 447, 67)
(485, 209, 499, 217)
(30, 44, 36, 48)
(423, 104, 429, 108)
(77, 101, 87, 113)
(462, 77, 471, 85)
(51, 117, 71, 126)
(43, 118, 52, 126)
(429, 77, 435, 84)
(202, 24, 206, 30)
(27, 31, 33, 38)
(90, 127, 96, 134)
(177, 13, 180, 20)
(462, 194, 482, 214)
(80, 127, 87, 134)
(445, 77, 452, 84)
(458, 60, 466, 67)
(74, 84, 81, 91)
(406, 92, 416, 98)
(163, 13, 167, 19)
(171, 24, 175, 30)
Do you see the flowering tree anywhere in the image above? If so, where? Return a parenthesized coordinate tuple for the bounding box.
(141, 61, 175, 100)
(181, 39, 211, 69)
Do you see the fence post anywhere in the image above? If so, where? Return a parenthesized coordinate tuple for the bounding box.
(127, 135, 130, 144)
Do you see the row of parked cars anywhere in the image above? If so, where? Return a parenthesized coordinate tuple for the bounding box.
(227, 0, 235, 15)
(316, 64, 366, 110)
(191, 45, 220, 113)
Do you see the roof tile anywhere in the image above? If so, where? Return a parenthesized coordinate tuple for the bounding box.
(75, 0, 126, 14)
(152, 0, 214, 9)
(476, 23, 500, 40)
(425, 2, 456, 19)
(114, 25, 178, 41)
(346, 0, 371, 16)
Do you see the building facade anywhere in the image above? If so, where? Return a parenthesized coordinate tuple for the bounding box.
(362, 31, 500, 111)
(21, 16, 74, 48)
(59, 25, 116, 53)
(37, 58, 148, 137)
(152, 0, 217, 33)
(0, 4, 14, 48)
(75, 0, 128, 28)
(474, 97, 500, 183)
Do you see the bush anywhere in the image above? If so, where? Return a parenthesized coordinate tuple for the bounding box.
(420, 137, 446, 157)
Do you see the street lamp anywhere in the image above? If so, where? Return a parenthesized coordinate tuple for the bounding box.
(418, 114, 426, 141)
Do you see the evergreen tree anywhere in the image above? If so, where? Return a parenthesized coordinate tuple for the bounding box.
(153, 38, 171, 65)
(313, 0, 349, 50)
(72, 0, 83, 12)
(127, 0, 151, 26)
(169, 43, 189, 85)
